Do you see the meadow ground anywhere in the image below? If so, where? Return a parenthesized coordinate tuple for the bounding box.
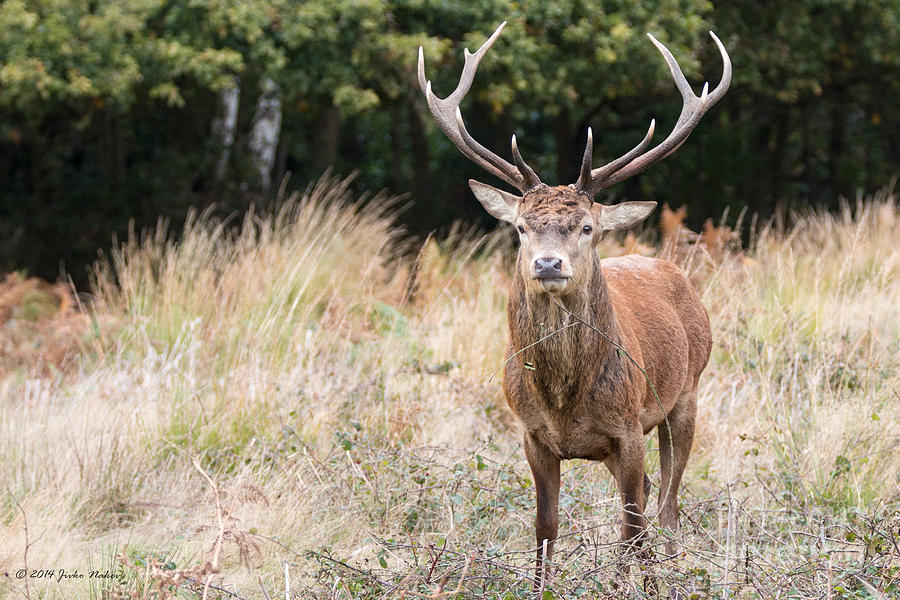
(1, 174, 898, 599)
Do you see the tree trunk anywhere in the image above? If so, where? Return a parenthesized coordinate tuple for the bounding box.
(827, 94, 846, 207)
(389, 106, 405, 190)
(311, 105, 340, 174)
(748, 111, 771, 216)
(212, 78, 240, 182)
(800, 106, 813, 204)
(248, 77, 282, 191)
(408, 97, 429, 205)
(770, 107, 789, 209)
(555, 108, 576, 184)
(273, 130, 288, 195)
(102, 109, 115, 211)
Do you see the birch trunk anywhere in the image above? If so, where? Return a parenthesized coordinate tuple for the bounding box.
(249, 77, 282, 191)
(211, 79, 240, 182)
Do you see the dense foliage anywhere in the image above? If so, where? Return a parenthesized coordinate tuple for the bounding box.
(1, 0, 898, 284)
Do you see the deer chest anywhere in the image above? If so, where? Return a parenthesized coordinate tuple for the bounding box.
(528, 410, 617, 461)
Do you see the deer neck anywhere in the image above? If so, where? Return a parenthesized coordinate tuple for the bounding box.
(508, 252, 621, 408)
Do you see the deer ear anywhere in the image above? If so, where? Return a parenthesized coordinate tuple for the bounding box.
(592, 201, 657, 231)
(468, 180, 521, 224)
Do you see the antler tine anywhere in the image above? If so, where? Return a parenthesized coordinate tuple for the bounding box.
(418, 22, 542, 192)
(575, 127, 594, 191)
(579, 31, 732, 195)
(706, 32, 732, 106)
(452, 103, 523, 186)
(454, 107, 545, 191)
(418, 21, 505, 104)
(511, 135, 542, 191)
(579, 120, 656, 194)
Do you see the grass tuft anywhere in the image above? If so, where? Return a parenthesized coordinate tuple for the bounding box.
(1, 177, 898, 598)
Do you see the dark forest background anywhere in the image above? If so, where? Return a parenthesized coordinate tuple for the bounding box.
(1, 0, 898, 287)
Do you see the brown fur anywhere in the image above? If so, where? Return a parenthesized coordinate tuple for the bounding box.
(497, 186, 712, 580)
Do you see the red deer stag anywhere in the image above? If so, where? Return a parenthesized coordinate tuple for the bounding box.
(418, 22, 731, 579)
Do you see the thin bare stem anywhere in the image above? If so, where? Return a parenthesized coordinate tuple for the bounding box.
(488, 321, 580, 382)
(192, 456, 225, 600)
(8, 488, 32, 600)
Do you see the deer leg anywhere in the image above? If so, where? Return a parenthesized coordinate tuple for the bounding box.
(603, 454, 651, 514)
(524, 432, 560, 588)
(617, 428, 649, 550)
(657, 387, 697, 557)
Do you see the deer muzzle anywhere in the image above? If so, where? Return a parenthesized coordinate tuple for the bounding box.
(532, 255, 571, 293)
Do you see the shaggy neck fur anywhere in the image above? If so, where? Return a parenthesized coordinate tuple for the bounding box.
(508, 250, 623, 410)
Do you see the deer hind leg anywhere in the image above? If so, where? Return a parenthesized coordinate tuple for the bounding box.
(524, 433, 560, 588)
(657, 386, 698, 557)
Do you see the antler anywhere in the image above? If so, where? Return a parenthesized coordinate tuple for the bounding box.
(575, 31, 732, 197)
(418, 22, 543, 193)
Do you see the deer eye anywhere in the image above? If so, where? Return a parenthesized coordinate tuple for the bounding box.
(517, 225, 525, 234)
(582, 224, 593, 235)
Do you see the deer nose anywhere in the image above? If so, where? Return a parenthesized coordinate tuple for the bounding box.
(533, 257, 563, 277)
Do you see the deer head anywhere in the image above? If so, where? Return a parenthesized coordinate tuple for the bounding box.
(417, 22, 731, 296)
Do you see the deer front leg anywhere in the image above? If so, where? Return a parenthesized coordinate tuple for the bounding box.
(616, 427, 649, 551)
(524, 432, 560, 587)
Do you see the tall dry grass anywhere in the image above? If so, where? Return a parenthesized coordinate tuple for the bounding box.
(1, 175, 897, 599)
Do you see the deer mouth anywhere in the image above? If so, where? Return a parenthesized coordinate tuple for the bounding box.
(537, 277, 569, 293)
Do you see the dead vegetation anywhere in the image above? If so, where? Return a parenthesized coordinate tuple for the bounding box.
(655, 203, 753, 286)
(1, 176, 898, 599)
(0, 271, 92, 379)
